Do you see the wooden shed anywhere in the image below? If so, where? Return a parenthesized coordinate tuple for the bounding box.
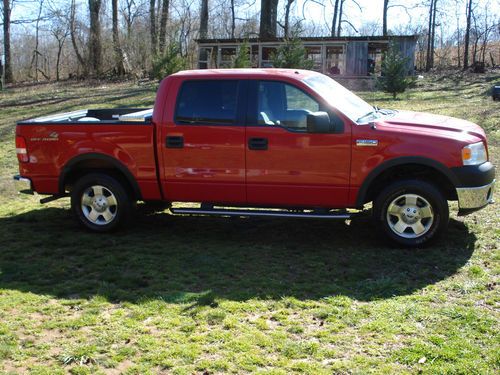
(196, 36, 417, 77)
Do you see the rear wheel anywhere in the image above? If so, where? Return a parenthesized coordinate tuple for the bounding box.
(71, 173, 133, 232)
(374, 179, 449, 247)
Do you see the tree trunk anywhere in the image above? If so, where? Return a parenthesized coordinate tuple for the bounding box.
(337, 0, 345, 37)
(112, 0, 125, 75)
(259, 0, 279, 39)
(425, 0, 434, 71)
(199, 0, 209, 39)
(56, 39, 64, 81)
(283, 0, 294, 38)
(383, 0, 389, 36)
(331, 0, 340, 37)
(150, 0, 157, 56)
(70, 0, 86, 76)
(430, 0, 438, 68)
(88, 0, 102, 77)
(463, 0, 473, 69)
(30, 0, 45, 81)
(159, 0, 169, 53)
(230, 0, 236, 38)
(2, 0, 13, 83)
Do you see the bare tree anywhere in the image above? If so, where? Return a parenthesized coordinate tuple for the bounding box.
(230, 0, 236, 38)
(336, 0, 360, 36)
(336, 0, 344, 36)
(50, 15, 69, 81)
(425, 0, 438, 71)
(112, 0, 126, 75)
(2, 0, 13, 83)
(150, 0, 157, 56)
(463, 0, 473, 69)
(200, 0, 208, 39)
(260, 0, 279, 38)
(30, 0, 46, 81)
(331, 0, 340, 37)
(159, 0, 169, 53)
(70, 0, 86, 75)
(88, 0, 102, 76)
(383, 0, 389, 36)
(283, 0, 295, 38)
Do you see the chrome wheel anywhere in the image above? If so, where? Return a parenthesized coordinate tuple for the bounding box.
(81, 185, 118, 225)
(386, 193, 434, 239)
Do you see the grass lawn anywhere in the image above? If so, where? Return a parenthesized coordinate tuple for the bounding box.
(0, 73, 498, 374)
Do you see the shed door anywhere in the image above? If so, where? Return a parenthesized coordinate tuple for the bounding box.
(346, 42, 368, 76)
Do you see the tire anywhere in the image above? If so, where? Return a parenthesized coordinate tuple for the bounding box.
(373, 179, 449, 247)
(71, 173, 133, 232)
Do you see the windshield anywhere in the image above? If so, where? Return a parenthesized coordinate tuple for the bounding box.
(304, 73, 377, 124)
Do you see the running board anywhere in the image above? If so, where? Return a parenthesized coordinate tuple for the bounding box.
(170, 207, 351, 219)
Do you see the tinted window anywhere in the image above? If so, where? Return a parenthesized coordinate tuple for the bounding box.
(175, 80, 239, 125)
(257, 81, 320, 130)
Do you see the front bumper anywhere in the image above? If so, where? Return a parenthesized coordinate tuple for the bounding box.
(13, 175, 34, 195)
(451, 162, 495, 216)
(456, 179, 495, 215)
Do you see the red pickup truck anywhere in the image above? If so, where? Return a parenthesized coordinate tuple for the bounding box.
(14, 69, 495, 247)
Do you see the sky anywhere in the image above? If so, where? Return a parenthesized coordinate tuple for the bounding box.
(3, 0, 499, 41)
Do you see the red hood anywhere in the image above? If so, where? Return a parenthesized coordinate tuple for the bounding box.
(376, 110, 486, 141)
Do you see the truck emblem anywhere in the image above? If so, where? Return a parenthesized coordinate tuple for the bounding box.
(356, 139, 378, 146)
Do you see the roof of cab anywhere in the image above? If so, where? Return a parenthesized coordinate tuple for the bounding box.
(170, 68, 319, 80)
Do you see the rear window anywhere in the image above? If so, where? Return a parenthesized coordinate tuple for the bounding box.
(175, 80, 239, 125)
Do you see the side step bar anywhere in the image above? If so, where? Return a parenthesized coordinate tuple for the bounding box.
(170, 207, 351, 219)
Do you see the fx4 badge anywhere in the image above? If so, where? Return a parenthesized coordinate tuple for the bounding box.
(356, 139, 378, 147)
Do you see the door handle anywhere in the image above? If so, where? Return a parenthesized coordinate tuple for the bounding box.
(166, 136, 184, 148)
(248, 137, 268, 150)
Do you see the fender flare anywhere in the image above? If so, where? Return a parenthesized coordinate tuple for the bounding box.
(59, 153, 142, 199)
(355, 156, 459, 207)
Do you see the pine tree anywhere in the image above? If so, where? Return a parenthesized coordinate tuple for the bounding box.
(233, 41, 252, 68)
(271, 37, 314, 70)
(377, 42, 415, 99)
(152, 43, 188, 80)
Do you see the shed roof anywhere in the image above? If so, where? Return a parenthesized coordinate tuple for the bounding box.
(196, 35, 418, 44)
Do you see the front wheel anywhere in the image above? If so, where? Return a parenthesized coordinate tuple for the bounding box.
(71, 173, 133, 232)
(374, 180, 449, 247)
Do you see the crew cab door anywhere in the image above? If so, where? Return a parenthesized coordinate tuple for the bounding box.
(160, 79, 247, 203)
(245, 80, 351, 207)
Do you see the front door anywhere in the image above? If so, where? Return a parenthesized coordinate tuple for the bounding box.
(245, 80, 351, 208)
(161, 79, 247, 204)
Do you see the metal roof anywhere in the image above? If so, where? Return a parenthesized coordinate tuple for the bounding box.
(196, 35, 418, 44)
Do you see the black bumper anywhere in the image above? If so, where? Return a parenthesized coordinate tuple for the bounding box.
(450, 162, 495, 215)
(450, 162, 495, 187)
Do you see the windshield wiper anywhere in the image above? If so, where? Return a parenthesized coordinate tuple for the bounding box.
(356, 110, 378, 123)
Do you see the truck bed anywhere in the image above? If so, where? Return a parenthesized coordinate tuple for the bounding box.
(17, 108, 153, 125)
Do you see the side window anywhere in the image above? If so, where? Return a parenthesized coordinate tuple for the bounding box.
(257, 81, 320, 130)
(175, 80, 238, 125)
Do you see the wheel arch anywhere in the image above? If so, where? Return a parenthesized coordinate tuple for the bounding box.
(356, 157, 459, 207)
(59, 153, 142, 200)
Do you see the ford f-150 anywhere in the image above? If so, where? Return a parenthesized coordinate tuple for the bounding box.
(14, 69, 496, 246)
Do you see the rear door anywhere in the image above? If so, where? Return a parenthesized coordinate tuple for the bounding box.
(160, 79, 247, 203)
(245, 79, 351, 207)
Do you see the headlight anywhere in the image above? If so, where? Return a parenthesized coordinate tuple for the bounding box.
(462, 142, 487, 165)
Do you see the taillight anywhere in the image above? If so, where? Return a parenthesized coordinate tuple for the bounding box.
(16, 136, 29, 163)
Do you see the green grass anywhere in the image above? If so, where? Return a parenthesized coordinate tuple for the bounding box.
(0, 73, 499, 374)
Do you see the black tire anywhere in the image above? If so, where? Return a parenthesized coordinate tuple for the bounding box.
(71, 173, 133, 232)
(373, 179, 449, 247)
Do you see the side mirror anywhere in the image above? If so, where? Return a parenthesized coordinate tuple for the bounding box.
(307, 111, 331, 133)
